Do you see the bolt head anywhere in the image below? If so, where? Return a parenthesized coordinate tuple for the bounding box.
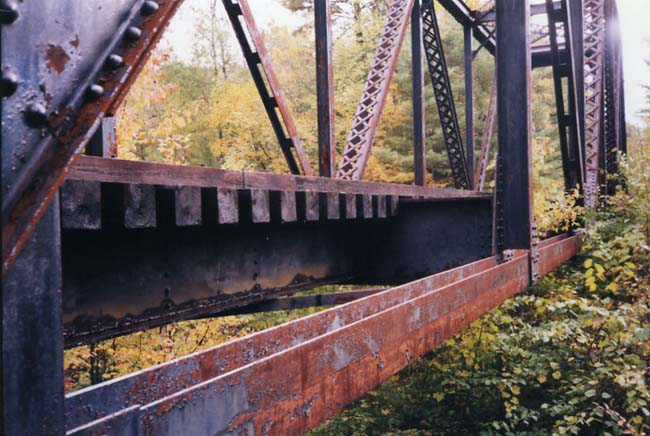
(141, 1, 159, 16)
(24, 102, 48, 128)
(1, 66, 19, 97)
(0, 0, 19, 25)
(86, 84, 104, 101)
(124, 26, 142, 42)
(104, 54, 124, 71)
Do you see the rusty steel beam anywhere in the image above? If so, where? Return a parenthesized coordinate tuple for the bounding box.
(65, 235, 581, 434)
(336, 0, 415, 180)
(464, 24, 475, 180)
(223, 0, 313, 177)
(538, 233, 582, 276)
(65, 254, 505, 430)
(1, 0, 185, 276)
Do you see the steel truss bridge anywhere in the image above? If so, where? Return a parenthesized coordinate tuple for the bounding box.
(1, 0, 626, 434)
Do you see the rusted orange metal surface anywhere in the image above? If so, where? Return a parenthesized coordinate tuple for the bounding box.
(66, 235, 581, 435)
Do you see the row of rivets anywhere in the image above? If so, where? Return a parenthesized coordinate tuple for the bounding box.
(3, 1, 157, 129)
(82, 1, 154, 108)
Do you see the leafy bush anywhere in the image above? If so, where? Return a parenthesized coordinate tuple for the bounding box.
(311, 150, 650, 436)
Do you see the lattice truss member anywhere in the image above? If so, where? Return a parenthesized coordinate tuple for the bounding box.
(421, 0, 472, 190)
(583, 0, 606, 207)
(336, 0, 414, 180)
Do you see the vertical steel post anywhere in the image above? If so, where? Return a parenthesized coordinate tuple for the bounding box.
(568, 0, 586, 153)
(2, 198, 64, 436)
(495, 0, 534, 258)
(464, 25, 474, 181)
(412, 0, 426, 186)
(315, 0, 336, 178)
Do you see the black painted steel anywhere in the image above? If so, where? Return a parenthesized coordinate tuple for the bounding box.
(61, 197, 492, 346)
(412, 0, 426, 186)
(495, 0, 535, 269)
(315, 0, 336, 178)
(3, 199, 64, 436)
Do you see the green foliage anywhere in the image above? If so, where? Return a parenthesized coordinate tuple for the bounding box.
(310, 144, 650, 436)
(64, 284, 353, 391)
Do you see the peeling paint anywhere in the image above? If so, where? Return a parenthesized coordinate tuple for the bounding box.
(45, 44, 70, 73)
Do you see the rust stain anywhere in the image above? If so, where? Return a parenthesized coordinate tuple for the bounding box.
(45, 44, 70, 73)
(69, 35, 80, 49)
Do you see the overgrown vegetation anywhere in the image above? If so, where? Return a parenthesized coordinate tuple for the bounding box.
(310, 148, 650, 435)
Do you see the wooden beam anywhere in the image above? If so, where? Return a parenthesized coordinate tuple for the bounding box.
(69, 156, 491, 200)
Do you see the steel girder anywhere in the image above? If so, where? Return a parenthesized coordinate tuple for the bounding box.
(59, 155, 492, 346)
(422, 0, 472, 190)
(336, 0, 415, 180)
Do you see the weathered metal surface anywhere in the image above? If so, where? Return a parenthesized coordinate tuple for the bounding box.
(65, 230, 581, 435)
(3, 198, 63, 436)
(222, 0, 313, 177)
(583, 0, 606, 208)
(315, 0, 336, 178)
(422, 0, 472, 189)
(2, 1, 625, 434)
(87, 116, 118, 157)
(336, 0, 414, 180)
(66, 252, 533, 435)
(64, 253, 511, 431)
(538, 234, 582, 276)
(2, 0, 184, 275)
(61, 197, 492, 346)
